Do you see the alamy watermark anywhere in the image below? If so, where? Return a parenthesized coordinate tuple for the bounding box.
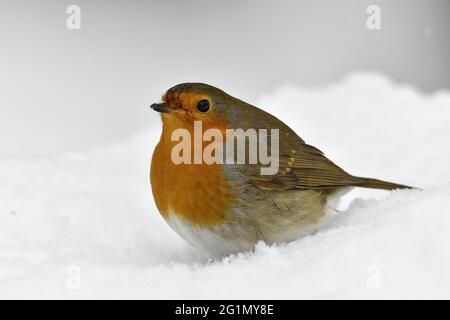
(66, 5, 81, 30)
(171, 121, 280, 175)
(66, 265, 81, 290)
(366, 5, 381, 30)
(366, 265, 381, 290)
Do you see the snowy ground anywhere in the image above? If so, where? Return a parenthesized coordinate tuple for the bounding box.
(1, 73, 449, 299)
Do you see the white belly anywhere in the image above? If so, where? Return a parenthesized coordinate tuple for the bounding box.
(164, 201, 329, 257)
(165, 213, 254, 256)
(162, 185, 345, 257)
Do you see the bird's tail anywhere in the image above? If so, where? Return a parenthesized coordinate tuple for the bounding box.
(353, 177, 414, 190)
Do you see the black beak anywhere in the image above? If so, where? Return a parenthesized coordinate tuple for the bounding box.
(150, 103, 170, 113)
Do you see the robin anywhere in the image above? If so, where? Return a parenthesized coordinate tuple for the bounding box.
(150, 83, 412, 256)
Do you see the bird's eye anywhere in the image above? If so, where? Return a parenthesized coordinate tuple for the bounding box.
(197, 99, 210, 112)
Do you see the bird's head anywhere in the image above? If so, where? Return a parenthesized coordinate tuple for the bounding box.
(150, 83, 235, 132)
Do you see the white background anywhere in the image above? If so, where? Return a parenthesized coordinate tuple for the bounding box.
(0, 0, 449, 155)
(0, 1, 449, 299)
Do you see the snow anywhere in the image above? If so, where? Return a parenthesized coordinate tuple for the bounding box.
(1, 73, 450, 299)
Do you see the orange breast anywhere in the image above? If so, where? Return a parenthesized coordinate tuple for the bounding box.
(150, 114, 237, 227)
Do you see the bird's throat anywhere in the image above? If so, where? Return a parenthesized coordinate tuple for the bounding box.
(150, 132, 237, 227)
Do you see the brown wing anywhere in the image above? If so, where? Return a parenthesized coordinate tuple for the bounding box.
(224, 98, 413, 191)
(243, 143, 413, 191)
(243, 143, 363, 190)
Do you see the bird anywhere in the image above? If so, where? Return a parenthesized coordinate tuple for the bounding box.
(150, 83, 412, 256)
